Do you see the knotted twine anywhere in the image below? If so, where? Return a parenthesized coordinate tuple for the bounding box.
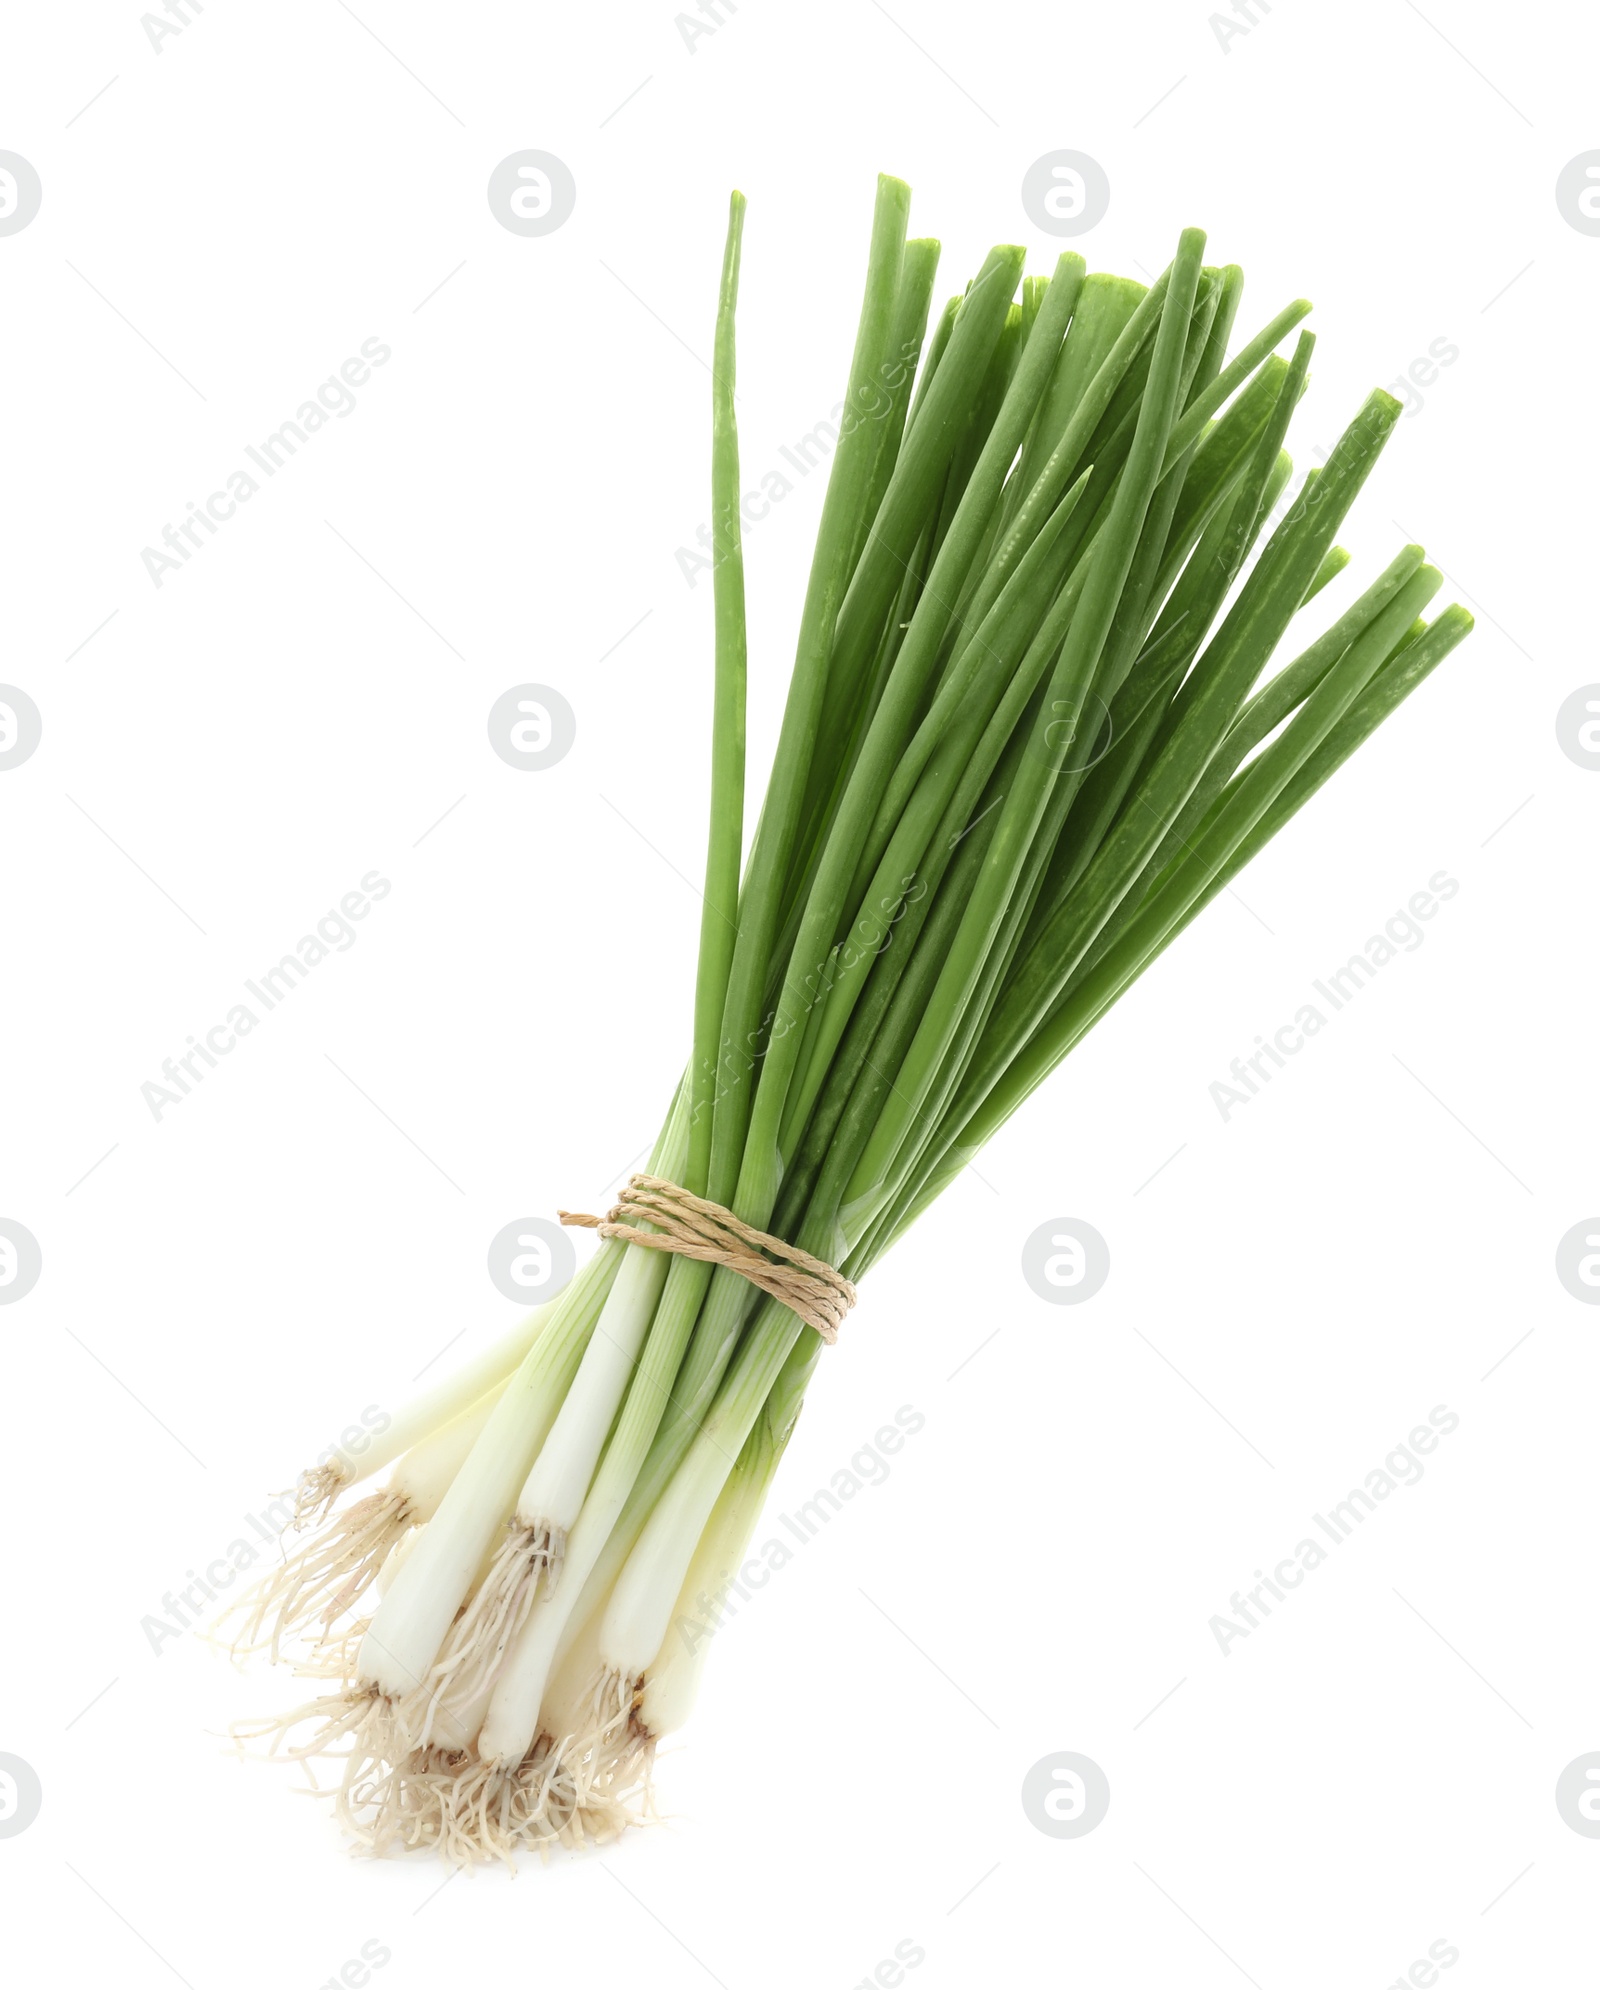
(558, 1173, 857, 1345)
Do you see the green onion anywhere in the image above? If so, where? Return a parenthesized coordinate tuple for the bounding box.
(232, 178, 1473, 1863)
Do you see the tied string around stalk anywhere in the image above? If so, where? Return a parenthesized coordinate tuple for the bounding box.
(558, 1173, 857, 1345)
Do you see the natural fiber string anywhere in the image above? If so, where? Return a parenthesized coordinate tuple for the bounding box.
(558, 1173, 857, 1345)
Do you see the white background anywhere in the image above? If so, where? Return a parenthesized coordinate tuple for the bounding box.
(1, 2, 1595, 1985)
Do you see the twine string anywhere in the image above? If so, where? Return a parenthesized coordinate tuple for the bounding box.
(558, 1173, 856, 1345)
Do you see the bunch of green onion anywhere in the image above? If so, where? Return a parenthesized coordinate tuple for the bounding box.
(231, 176, 1472, 1862)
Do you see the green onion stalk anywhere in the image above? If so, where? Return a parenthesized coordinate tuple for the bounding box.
(229, 178, 1472, 1862)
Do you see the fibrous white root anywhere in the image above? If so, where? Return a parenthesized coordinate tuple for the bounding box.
(293, 1460, 349, 1530)
(389, 1523, 556, 1754)
(230, 1681, 397, 1769)
(329, 1666, 658, 1866)
(216, 1487, 413, 1662)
